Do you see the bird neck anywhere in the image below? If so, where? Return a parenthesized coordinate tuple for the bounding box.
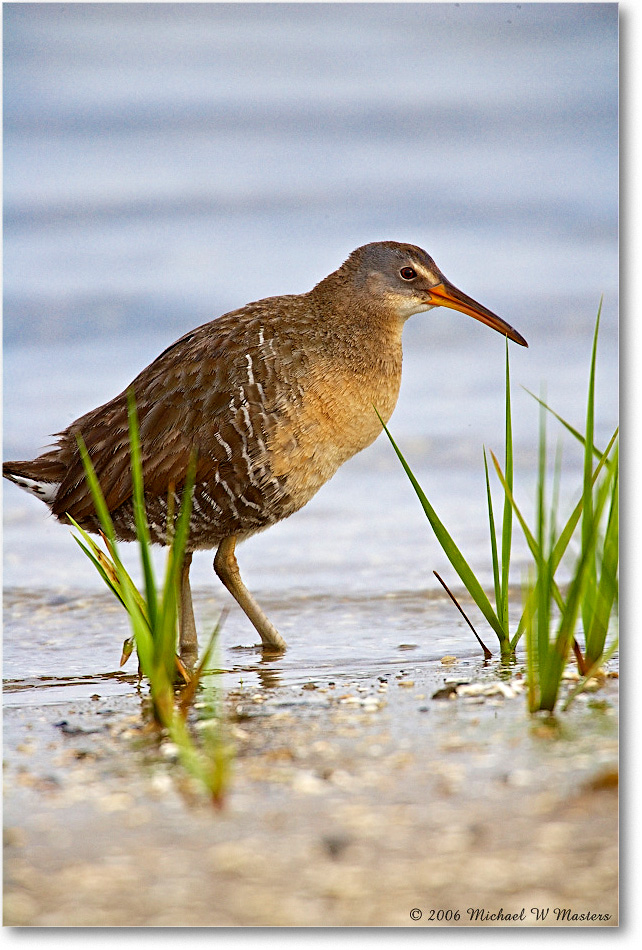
(307, 281, 404, 370)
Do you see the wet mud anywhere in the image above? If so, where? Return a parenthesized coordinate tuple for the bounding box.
(4, 653, 618, 927)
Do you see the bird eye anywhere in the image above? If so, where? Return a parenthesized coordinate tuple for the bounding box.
(400, 267, 417, 280)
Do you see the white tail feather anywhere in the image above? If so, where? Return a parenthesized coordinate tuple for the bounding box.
(5, 473, 59, 505)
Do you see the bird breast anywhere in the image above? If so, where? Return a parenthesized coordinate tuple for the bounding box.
(267, 336, 403, 511)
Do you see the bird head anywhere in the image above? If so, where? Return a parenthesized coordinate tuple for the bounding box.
(343, 241, 528, 347)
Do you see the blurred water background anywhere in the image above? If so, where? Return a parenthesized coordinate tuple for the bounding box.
(3, 3, 618, 691)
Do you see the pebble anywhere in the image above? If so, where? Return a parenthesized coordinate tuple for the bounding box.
(291, 771, 326, 795)
(193, 718, 222, 732)
(455, 681, 522, 699)
(584, 677, 602, 691)
(432, 685, 458, 700)
(149, 772, 172, 795)
(160, 742, 179, 760)
(361, 698, 381, 712)
(321, 833, 351, 859)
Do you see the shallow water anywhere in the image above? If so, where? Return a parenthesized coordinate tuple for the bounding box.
(3, 4, 618, 702)
(2, 578, 503, 704)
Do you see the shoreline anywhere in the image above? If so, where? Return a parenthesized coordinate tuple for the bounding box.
(3, 657, 618, 927)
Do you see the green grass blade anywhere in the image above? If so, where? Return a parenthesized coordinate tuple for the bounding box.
(178, 610, 227, 715)
(76, 429, 158, 676)
(549, 440, 563, 555)
(562, 636, 619, 711)
(580, 302, 601, 637)
(378, 412, 506, 644)
(74, 438, 141, 617)
(483, 448, 502, 624)
(68, 514, 150, 623)
(160, 456, 196, 627)
(543, 546, 593, 709)
(520, 571, 537, 710)
(513, 428, 619, 653)
(490, 451, 564, 619)
(126, 390, 158, 633)
(540, 441, 615, 709)
(154, 453, 196, 681)
(75, 434, 118, 547)
(74, 400, 232, 800)
(549, 427, 618, 576)
(584, 447, 619, 665)
(535, 394, 549, 668)
(500, 339, 513, 633)
(522, 388, 609, 462)
(493, 424, 618, 647)
(71, 533, 126, 606)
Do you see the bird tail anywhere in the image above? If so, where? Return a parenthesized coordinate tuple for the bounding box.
(3, 456, 64, 507)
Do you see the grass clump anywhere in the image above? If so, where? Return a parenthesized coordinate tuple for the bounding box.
(493, 306, 618, 712)
(509, 425, 617, 713)
(69, 389, 232, 805)
(381, 303, 618, 713)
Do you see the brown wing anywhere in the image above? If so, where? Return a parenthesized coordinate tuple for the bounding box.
(49, 301, 286, 524)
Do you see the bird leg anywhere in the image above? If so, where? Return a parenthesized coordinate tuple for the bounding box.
(178, 551, 199, 667)
(214, 536, 287, 652)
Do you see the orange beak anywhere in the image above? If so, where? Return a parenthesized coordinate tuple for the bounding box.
(428, 280, 528, 347)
